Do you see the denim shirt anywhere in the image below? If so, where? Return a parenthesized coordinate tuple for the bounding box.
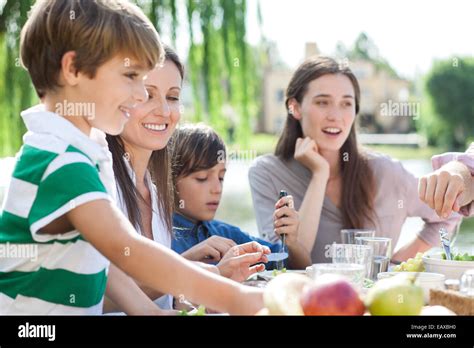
(171, 213, 281, 264)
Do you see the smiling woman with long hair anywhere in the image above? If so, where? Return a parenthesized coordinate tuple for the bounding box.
(249, 56, 461, 265)
(105, 45, 271, 312)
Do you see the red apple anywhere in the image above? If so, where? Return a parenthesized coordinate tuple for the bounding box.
(300, 274, 365, 316)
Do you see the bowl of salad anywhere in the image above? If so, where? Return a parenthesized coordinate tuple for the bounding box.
(422, 250, 474, 279)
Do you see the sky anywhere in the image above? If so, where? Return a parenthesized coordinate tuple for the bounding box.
(1, 0, 472, 80)
(245, 0, 474, 78)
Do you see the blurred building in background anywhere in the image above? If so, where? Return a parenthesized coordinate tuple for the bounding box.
(259, 42, 412, 135)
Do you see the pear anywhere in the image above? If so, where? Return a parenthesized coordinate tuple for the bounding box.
(366, 273, 424, 315)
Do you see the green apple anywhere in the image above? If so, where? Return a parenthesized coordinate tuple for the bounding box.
(366, 274, 424, 315)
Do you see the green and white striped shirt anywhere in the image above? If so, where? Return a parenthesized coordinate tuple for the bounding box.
(0, 105, 114, 314)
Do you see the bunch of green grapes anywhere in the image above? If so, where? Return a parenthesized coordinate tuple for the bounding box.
(272, 268, 287, 277)
(393, 252, 425, 272)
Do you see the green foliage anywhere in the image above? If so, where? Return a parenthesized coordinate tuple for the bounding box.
(0, 0, 261, 156)
(346, 32, 399, 79)
(424, 57, 474, 150)
(416, 80, 448, 148)
(183, 0, 258, 146)
(144, 0, 259, 146)
(0, 0, 37, 157)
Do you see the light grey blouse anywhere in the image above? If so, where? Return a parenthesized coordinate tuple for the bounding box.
(248, 152, 462, 263)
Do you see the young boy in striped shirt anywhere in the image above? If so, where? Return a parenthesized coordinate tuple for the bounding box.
(0, 0, 266, 315)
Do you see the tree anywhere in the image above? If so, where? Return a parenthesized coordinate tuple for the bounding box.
(423, 57, 474, 149)
(0, 0, 260, 156)
(0, 0, 35, 157)
(348, 32, 399, 78)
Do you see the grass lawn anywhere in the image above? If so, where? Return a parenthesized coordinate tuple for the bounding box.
(229, 133, 446, 161)
(364, 145, 444, 161)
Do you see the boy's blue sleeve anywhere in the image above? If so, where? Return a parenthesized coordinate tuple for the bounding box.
(208, 220, 281, 252)
(171, 237, 187, 254)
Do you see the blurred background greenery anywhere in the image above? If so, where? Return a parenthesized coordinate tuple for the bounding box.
(1, 0, 473, 157)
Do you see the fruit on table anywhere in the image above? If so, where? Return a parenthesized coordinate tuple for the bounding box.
(363, 278, 375, 288)
(300, 274, 365, 316)
(393, 252, 425, 272)
(366, 273, 424, 315)
(255, 308, 270, 315)
(272, 268, 287, 277)
(263, 273, 313, 315)
(420, 305, 456, 316)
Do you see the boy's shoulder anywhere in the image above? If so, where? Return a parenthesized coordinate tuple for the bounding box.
(2, 132, 110, 242)
(205, 219, 246, 237)
(15, 132, 97, 186)
(17, 105, 109, 180)
(206, 219, 239, 231)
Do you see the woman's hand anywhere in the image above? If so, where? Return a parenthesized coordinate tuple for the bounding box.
(181, 236, 236, 263)
(418, 161, 472, 218)
(294, 137, 330, 177)
(217, 242, 270, 282)
(273, 195, 299, 247)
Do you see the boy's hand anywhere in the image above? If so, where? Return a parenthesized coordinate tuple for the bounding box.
(418, 161, 472, 218)
(273, 195, 299, 247)
(181, 236, 236, 263)
(294, 137, 330, 177)
(217, 242, 270, 282)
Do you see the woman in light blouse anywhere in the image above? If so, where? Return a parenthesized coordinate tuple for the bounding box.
(249, 56, 462, 265)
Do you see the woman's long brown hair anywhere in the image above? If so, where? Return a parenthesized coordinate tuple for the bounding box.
(275, 56, 375, 229)
(107, 45, 184, 233)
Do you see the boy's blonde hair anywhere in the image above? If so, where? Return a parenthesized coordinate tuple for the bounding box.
(20, 0, 163, 98)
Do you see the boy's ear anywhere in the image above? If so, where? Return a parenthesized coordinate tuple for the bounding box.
(287, 98, 302, 120)
(60, 51, 80, 87)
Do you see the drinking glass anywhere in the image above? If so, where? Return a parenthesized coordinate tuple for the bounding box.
(355, 237, 392, 280)
(340, 229, 375, 244)
(330, 244, 373, 278)
(309, 263, 365, 288)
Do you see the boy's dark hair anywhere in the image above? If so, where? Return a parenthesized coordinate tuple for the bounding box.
(170, 123, 226, 184)
(20, 0, 162, 98)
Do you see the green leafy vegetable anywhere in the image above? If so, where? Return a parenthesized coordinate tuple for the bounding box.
(179, 305, 206, 316)
(441, 252, 474, 261)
